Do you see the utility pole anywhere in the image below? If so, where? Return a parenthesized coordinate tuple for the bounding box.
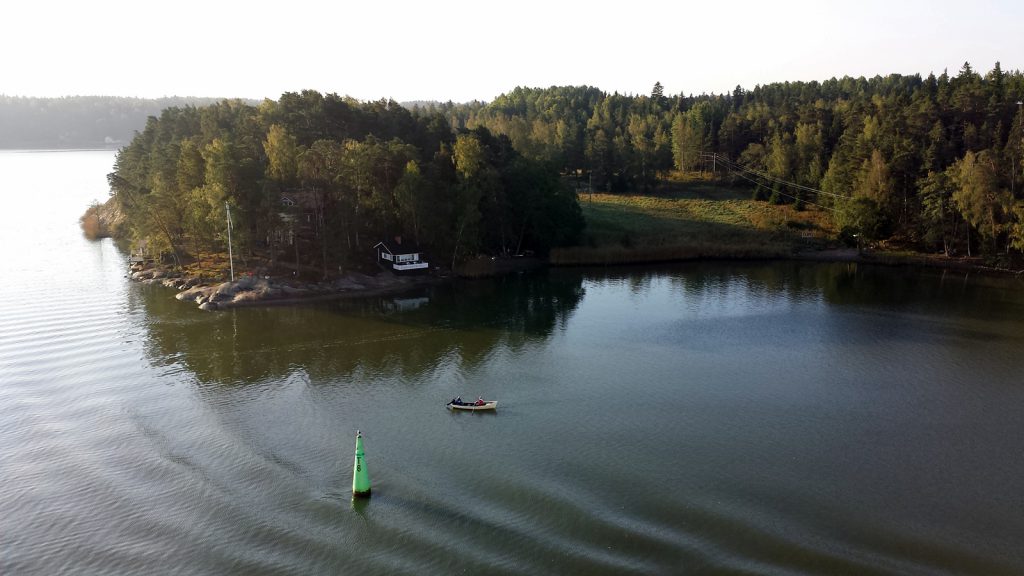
(1016, 101, 1023, 196)
(225, 202, 235, 282)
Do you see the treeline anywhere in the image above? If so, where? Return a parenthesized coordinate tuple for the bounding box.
(0, 96, 231, 148)
(108, 91, 584, 275)
(110, 62, 1024, 272)
(415, 63, 1024, 258)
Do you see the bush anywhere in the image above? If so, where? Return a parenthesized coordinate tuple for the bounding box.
(79, 204, 104, 239)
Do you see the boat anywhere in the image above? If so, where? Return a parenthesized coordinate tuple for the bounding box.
(446, 399, 498, 411)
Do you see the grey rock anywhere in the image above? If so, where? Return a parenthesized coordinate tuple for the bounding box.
(210, 282, 238, 302)
(281, 285, 309, 296)
(209, 291, 232, 303)
(176, 286, 210, 302)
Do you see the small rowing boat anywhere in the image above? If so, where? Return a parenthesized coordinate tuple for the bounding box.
(446, 399, 498, 411)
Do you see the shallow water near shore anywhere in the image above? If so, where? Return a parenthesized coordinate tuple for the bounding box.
(3, 150, 1024, 575)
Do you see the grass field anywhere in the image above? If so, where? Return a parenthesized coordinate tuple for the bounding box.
(553, 176, 836, 265)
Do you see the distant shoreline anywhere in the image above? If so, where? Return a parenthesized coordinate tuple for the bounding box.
(0, 147, 121, 152)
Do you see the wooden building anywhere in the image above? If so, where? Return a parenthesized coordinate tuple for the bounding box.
(373, 237, 428, 273)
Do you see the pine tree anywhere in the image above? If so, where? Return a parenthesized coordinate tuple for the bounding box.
(651, 81, 664, 101)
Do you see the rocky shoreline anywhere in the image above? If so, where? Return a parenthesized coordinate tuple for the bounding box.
(129, 247, 1022, 312)
(130, 268, 441, 311)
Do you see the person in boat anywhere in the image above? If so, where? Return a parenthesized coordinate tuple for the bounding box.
(475, 396, 485, 406)
(454, 396, 463, 406)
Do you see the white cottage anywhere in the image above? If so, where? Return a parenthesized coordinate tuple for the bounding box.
(373, 237, 429, 273)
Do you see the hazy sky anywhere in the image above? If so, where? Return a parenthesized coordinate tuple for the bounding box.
(3, 0, 1022, 103)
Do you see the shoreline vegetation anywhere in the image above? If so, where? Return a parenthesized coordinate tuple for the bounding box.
(78, 64, 1024, 306)
(119, 173, 1021, 312)
(126, 241, 1019, 313)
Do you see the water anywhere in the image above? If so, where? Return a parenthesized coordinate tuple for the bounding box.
(2, 150, 1024, 575)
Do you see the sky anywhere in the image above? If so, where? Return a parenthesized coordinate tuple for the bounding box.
(2, 0, 1022, 103)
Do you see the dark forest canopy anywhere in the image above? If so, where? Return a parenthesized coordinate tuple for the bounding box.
(0, 96, 238, 148)
(108, 92, 584, 275)
(107, 62, 1024, 270)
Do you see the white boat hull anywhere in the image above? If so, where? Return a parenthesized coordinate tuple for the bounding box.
(447, 401, 497, 411)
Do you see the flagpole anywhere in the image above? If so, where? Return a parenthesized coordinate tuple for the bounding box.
(225, 202, 235, 282)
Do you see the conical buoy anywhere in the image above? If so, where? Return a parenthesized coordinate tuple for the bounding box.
(352, 430, 371, 498)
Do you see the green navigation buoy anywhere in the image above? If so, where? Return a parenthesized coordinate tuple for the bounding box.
(352, 430, 371, 498)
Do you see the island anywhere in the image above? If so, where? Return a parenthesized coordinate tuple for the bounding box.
(87, 63, 1024, 309)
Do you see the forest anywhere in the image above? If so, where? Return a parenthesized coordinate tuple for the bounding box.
(107, 62, 1024, 275)
(106, 92, 584, 276)
(425, 62, 1024, 260)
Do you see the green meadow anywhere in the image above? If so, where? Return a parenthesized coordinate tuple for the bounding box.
(553, 177, 833, 265)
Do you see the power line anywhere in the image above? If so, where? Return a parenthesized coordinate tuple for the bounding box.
(701, 152, 851, 201)
(699, 152, 837, 211)
(704, 153, 825, 196)
(716, 160, 839, 213)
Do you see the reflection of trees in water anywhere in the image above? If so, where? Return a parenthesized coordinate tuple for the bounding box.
(677, 262, 831, 302)
(134, 263, 1023, 385)
(816, 263, 1024, 317)
(586, 260, 1024, 316)
(134, 271, 584, 385)
(580, 262, 826, 312)
(423, 270, 586, 337)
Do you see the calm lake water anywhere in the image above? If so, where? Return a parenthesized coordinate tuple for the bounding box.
(2, 150, 1024, 575)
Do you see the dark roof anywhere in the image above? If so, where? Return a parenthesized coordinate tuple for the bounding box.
(373, 239, 423, 255)
(279, 189, 319, 210)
